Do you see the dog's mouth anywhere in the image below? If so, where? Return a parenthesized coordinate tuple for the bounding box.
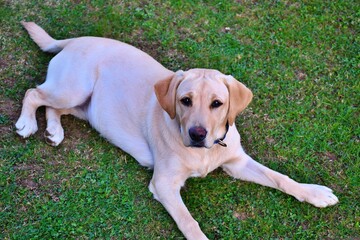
(189, 140, 206, 148)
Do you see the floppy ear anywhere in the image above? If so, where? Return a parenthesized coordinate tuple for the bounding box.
(224, 75, 253, 126)
(154, 70, 185, 119)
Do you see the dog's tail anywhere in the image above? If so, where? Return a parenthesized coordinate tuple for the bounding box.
(21, 21, 72, 53)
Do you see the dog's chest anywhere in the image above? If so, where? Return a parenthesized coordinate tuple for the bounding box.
(187, 151, 224, 178)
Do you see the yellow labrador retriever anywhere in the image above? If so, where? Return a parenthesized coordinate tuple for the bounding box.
(16, 22, 338, 239)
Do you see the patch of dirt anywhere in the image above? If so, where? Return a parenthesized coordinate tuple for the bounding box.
(13, 163, 42, 171)
(0, 98, 20, 137)
(164, 48, 188, 70)
(15, 162, 43, 192)
(0, 54, 19, 90)
(58, 114, 94, 149)
(233, 210, 254, 221)
(323, 151, 338, 161)
(295, 70, 307, 81)
(19, 178, 39, 190)
(315, 151, 339, 163)
(0, 57, 9, 72)
(128, 29, 188, 71)
(8, 101, 96, 202)
(265, 137, 275, 144)
(1, 77, 16, 89)
(14, 162, 62, 202)
(128, 29, 163, 61)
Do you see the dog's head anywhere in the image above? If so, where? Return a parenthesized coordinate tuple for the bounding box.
(155, 69, 252, 148)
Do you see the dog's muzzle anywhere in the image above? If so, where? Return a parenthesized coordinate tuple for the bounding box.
(188, 122, 229, 148)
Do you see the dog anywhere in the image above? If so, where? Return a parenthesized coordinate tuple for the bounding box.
(16, 22, 338, 239)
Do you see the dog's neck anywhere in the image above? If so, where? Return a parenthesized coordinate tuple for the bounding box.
(214, 121, 229, 147)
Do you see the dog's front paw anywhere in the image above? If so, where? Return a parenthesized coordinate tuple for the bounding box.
(299, 184, 339, 208)
(15, 116, 38, 138)
(44, 125, 64, 146)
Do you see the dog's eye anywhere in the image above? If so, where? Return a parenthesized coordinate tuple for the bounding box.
(210, 100, 223, 109)
(180, 97, 192, 107)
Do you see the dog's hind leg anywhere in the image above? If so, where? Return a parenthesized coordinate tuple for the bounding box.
(44, 106, 88, 146)
(15, 84, 88, 138)
(44, 107, 64, 146)
(16, 88, 47, 137)
(16, 52, 95, 140)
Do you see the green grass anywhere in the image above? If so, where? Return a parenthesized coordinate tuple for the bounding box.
(1, 0, 359, 239)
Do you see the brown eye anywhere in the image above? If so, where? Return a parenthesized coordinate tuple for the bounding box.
(180, 97, 192, 107)
(210, 100, 223, 109)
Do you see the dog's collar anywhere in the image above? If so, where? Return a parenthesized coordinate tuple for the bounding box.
(214, 121, 229, 147)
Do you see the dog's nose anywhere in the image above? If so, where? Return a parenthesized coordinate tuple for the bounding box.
(189, 126, 207, 142)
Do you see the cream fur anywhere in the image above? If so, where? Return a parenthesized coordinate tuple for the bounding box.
(16, 22, 338, 240)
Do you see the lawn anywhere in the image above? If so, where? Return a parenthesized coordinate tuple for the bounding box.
(0, 0, 359, 239)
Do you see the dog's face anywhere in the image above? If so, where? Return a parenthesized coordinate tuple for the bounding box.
(175, 70, 230, 148)
(155, 69, 253, 148)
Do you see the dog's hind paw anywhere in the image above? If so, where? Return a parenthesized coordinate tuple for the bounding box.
(15, 117, 38, 138)
(299, 184, 339, 208)
(44, 125, 64, 146)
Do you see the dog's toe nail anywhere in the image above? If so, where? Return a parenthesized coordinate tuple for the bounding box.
(44, 130, 52, 137)
(44, 131, 55, 145)
(15, 123, 25, 132)
(45, 137, 55, 146)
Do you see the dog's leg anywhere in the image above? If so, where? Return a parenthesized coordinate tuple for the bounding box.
(44, 107, 87, 146)
(149, 172, 208, 240)
(16, 88, 46, 137)
(16, 67, 92, 140)
(44, 107, 65, 146)
(222, 150, 338, 208)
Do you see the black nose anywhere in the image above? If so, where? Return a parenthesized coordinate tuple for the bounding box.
(189, 126, 207, 142)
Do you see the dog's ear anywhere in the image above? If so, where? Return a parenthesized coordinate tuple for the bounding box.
(154, 70, 185, 119)
(224, 75, 253, 126)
